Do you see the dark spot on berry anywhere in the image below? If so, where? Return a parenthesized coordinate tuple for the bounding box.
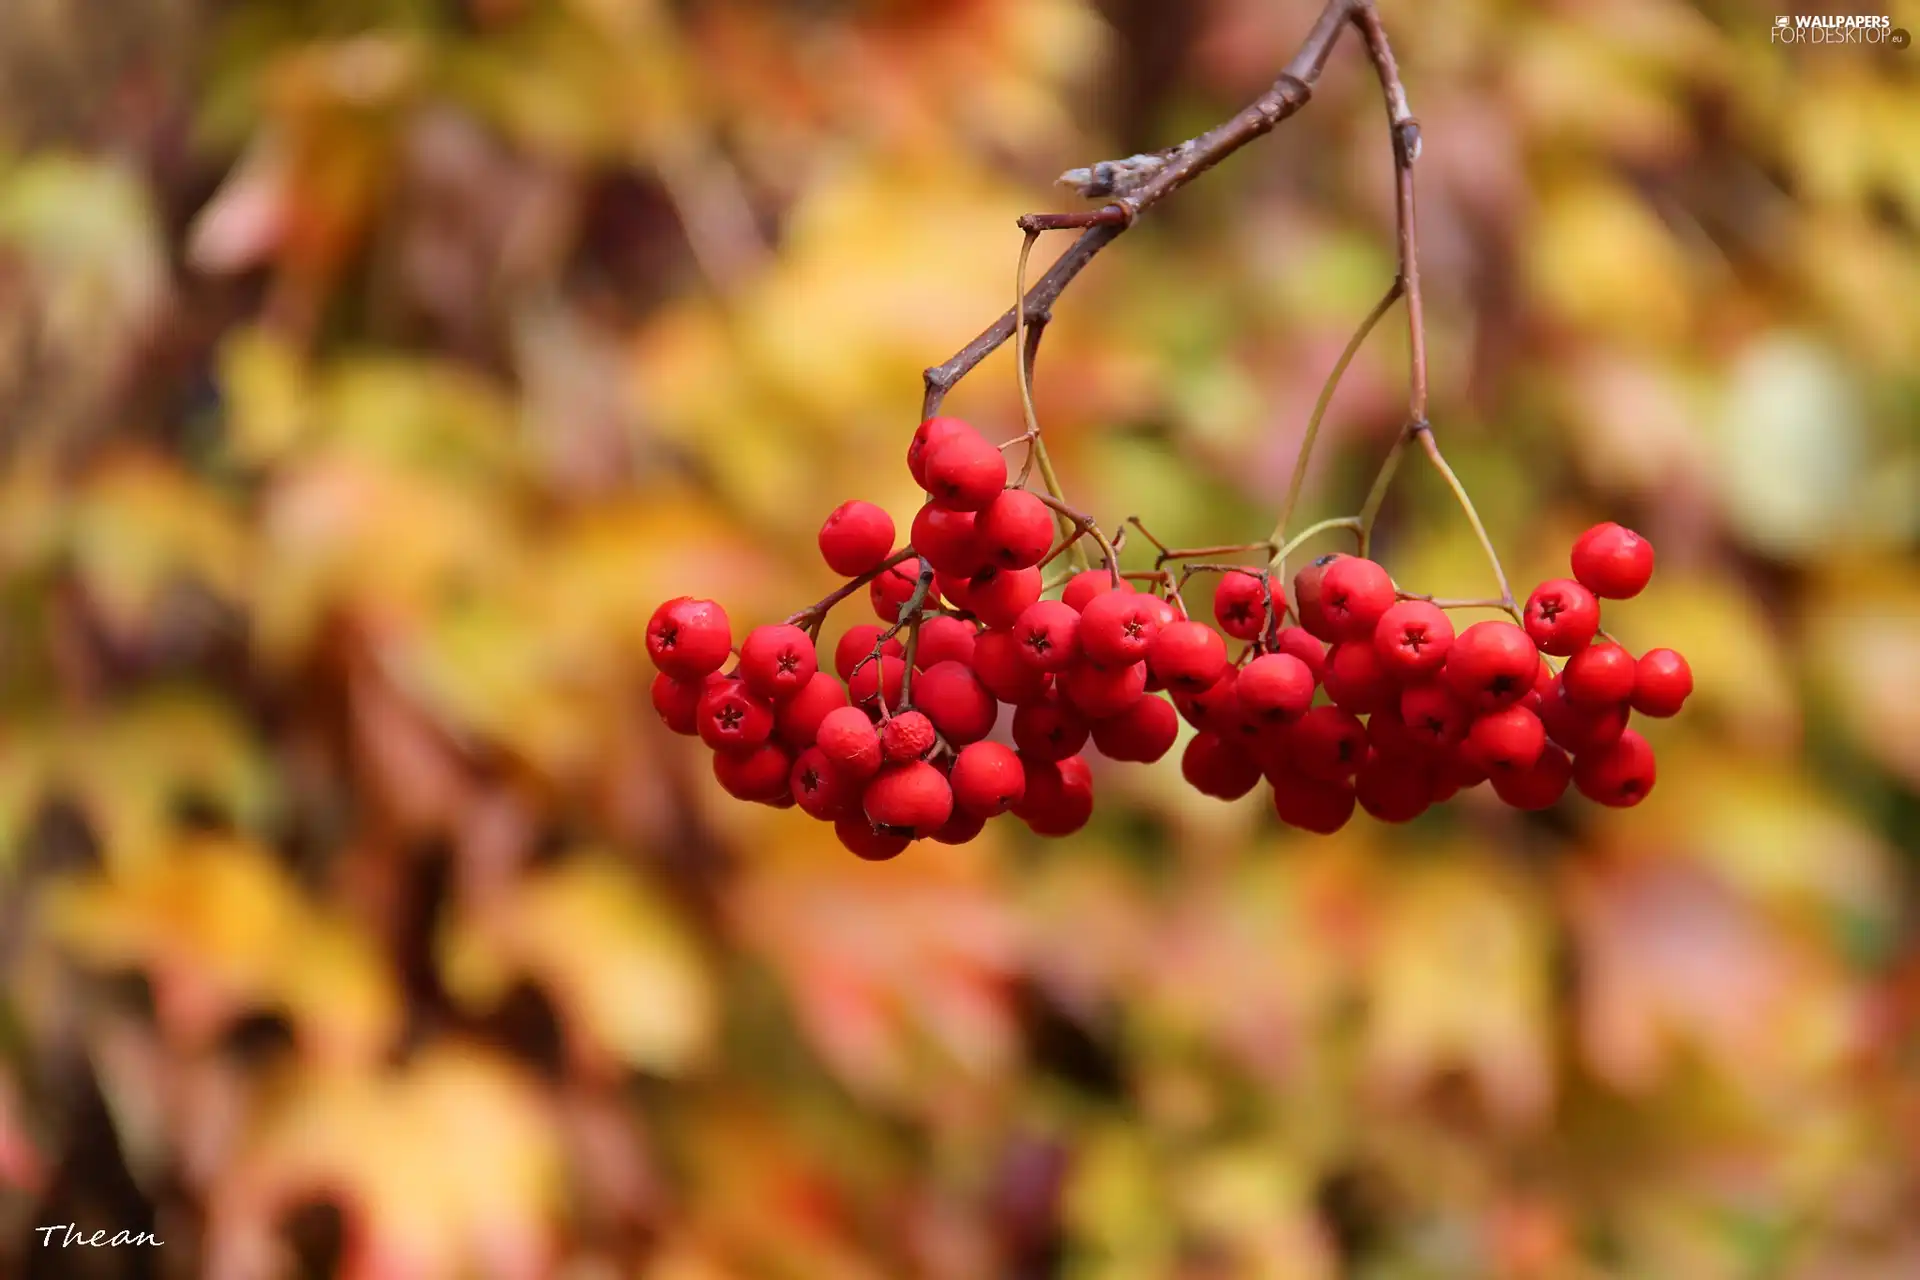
(717, 705, 743, 731)
(778, 653, 799, 673)
(1489, 674, 1517, 696)
(658, 624, 679, 648)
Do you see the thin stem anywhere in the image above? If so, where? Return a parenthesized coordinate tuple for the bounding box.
(1028, 490, 1120, 584)
(899, 612, 924, 704)
(1355, 425, 1409, 557)
(1013, 229, 1088, 572)
(1267, 277, 1403, 577)
(785, 547, 918, 635)
(1272, 515, 1364, 569)
(1415, 428, 1516, 614)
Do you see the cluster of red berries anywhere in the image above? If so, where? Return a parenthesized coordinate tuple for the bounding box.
(646, 416, 1693, 858)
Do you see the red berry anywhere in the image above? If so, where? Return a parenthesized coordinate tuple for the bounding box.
(1212, 571, 1271, 641)
(650, 671, 717, 736)
(1287, 705, 1368, 782)
(950, 742, 1026, 817)
(1356, 753, 1434, 823)
(970, 629, 1053, 706)
(1318, 557, 1397, 641)
(1291, 554, 1348, 642)
(1400, 681, 1468, 752)
(834, 625, 904, 681)
(1013, 754, 1095, 837)
(1181, 732, 1264, 800)
(911, 502, 985, 577)
(913, 616, 978, 670)
(848, 654, 906, 714)
(1089, 694, 1179, 763)
(774, 671, 849, 749)
(976, 489, 1054, 569)
(1442, 621, 1540, 713)
(816, 705, 882, 780)
(1173, 668, 1248, 737)
(1011, 694, 1090, 761)
(1562, 642, 1636, 708)
(1273, 626, 1328, 682)
(934, 570, 974, 614)
(696, 679, 775, 754)
(790, 746, 854, 819)
(1570, 522, 1655, 599)
(966, 565, 1043, 630)
(1147, 621, 1229, 693)
(870, 556, 928, 624)
(1078, 589, 1164, 667)
(908, 417, 970, 489)
(1060, 658, 1148, 720)
(1491, 743, 1572, 810)
(818, 501, 896, 577)
(1573, 728, 1657, 807)
(1523, 579, 1601, 656)
(1538, 676, 1629, 753)
(922, 429, 1007, 511)
(1465, 705, 1547, 773)
(1323, 641, 1394, 715)
(880, 710, 936, 763)
(912, 659, 996, 744)
(1372, 600, 1454, 679)
(1011, 600, 1081, 672)
(929, 808, 989, 845)
(835, 815, 911, 861)
(646, 596, 733, 679)
(1235, 653, 1316, 725)
(739, 624, 818, 704)
(1062, 569, 1134, 613)
(1270, 768, 1356, 834)
(713, 742, 794, 804)
(1363, 705, 1424, 764)
(863, 760, 953, 835)
(1631, 648, 1693, 718)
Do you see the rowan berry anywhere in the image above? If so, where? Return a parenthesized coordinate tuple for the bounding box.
(870, 556, 928, 623)
(1078, 589, 1164, 667)
(818, 501, 896, 577)
(848, 654, 906, 715)
(1181, 731, 1264, 800)
(863, 760, 954, 835)
(922, 428, 1007, 511)
(836, 815, 911, 861)
(1319, 557, 1397, 641)
(651, 671, 719, 736)
(1442, 621, 1540, 713)
(696, 679, 775, 754)
(966, 564, 1043, 629)
(1090, 693, 1179, 763)
(1059, 657, 1148, 720)
(976, 488, 1055, 569)
(880, 710, 936, 763)
(1063, 568, 1134, 613)
(1400, 681, 1469, 751)
(834, 624, 903, 681)
(1570, 522, 1655, 599)
(1373, 599, 1454, 678)
(1573, 728, 1657, 807)
(713, 742, 794, 804)
(1235, 653, 1316, 725)
(1523, 579, 1601, 656)
(1011, 599, 1081, 672)
(1366, 705, 1428, 763)
(1537, 676, 1629, 753)
(1173, 668, 1247, 736)
(911, 502, 985, 577)
(1631, 648, 1693, 718)
(1270, 767, 1356, 834)
(1562, 642, 1636, 707)
(774, 671, 849, 749)
(790, 746, 855, 819)
(950, 741, 1027, 817)
(1356, 753, 1434, 824)
(1291, 554, 1348, 642)
(816, 705, 883, 780)
(929, 809, 988, 845)
(1273, 626, 1328, 683)
(1012, 754, 1095, 837)
(1287, 705, 1368, 782)
(739, 624, 818, 703)
(913, 615, 977, 670)
(912, 659, 996, 744)
(647, 596, 733, 679)
(907, 416, 970, 488)
(1464, 704, 1547, 774)
(1146, 620, 1228, 693)
(1011, 693, 1091, 761)
(1211, 570, 1271, 641)
(970, 629, 1053, 706)
(1490, 742, 1572, 810)
(1324, 641, 1395, 715)
(934, 570, 974, 614)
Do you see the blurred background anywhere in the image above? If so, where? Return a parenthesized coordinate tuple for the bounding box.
(1, 0, 1917, 1276)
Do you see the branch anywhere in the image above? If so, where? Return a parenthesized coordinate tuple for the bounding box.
(921, 0, 1380, 418)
